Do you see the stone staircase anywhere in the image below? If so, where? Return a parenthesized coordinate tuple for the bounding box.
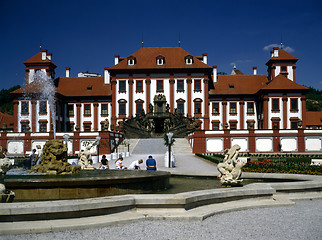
(172, 138, 192, 154)
(126, 138, 192, 155)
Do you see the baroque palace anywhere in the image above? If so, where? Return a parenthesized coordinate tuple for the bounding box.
(0, 46, 321, 155)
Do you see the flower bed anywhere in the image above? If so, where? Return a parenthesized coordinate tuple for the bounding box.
(244, 158, 322, 175)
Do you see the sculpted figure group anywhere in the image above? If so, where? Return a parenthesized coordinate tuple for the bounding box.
(217, 144, 245, 186)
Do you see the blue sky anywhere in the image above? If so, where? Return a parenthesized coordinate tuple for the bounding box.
(1, 0, 322, 90)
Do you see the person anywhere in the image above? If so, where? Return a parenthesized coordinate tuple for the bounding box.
(146, 155, 157, 171)
(29, 149, 37, 166)
(0, 146, 4, 159)
(23, 154, 31, 170)
(35, 145, 43, 165)
(128, 159, 143, 170)
(3, 148, 8, 158)
(99, 155, 109, 170)
(115, 157, 127, 169)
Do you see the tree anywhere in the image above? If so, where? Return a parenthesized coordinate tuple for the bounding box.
(0, 85, 20, 115)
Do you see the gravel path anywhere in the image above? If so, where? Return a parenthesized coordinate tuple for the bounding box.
(3, 199, 321, 240)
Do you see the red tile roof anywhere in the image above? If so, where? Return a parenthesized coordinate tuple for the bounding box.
(209, 75, 268, 95)
(109, 47, 211, 70)
(12, 77, 112, 97)
(266, 49, 298, 65)
(306, 111, 322, 126)
(56, 77, 111, 97)
(11, 80, 52, 94)
(0, 112, 14, 130)
(24, 51, 57, 67)
(261, 74, 309, 91)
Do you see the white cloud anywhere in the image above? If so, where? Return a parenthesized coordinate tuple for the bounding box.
(283, 46, 295, 53)
(263, 43, 295, 52)
(263, 44, 279, 51)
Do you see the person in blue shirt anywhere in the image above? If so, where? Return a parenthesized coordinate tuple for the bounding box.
(146, 155, 157, 171)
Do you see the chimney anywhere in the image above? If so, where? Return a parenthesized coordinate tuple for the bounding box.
(213, 66, 217, 83)
(47, 53, 52, 60)
(104, 68, 110, 84)
(273, 47, 279, 57)
(253, 66, 257, 75)
(66, 67, 70, 77)
(114, 55, 119, 65)
(202, 53, 207, 64)
(41, 49, 47, 61)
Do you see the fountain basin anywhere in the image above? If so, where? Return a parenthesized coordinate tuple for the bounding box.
(5, 170, 170, 201)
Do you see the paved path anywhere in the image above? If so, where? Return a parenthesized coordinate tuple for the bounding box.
(106, 138, 220, 175)
(3, 199, 322, 240)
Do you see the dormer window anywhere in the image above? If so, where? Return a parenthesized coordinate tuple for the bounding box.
(127, 56, 136, 66)
(185, 55, 193, 65)
(156, 55, 165, 65)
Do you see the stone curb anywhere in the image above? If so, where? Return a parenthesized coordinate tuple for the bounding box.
(0, 172, 321, 235)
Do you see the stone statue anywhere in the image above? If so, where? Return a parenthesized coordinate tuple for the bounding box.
(104, 118, 109, 131)
(30, 139, 80, 174)
(0, 157, 15, 202)
(78, 146, 94, 169)
(149, 103, 154, 113)
(217, 144, 245, 186)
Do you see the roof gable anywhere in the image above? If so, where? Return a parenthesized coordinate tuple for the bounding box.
(109, 47, 211, 70)
(262, 74, 308, 91)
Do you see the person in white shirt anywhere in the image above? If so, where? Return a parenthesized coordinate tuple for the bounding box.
(115, 157, 127, 169)
(128, 159, 143, 170)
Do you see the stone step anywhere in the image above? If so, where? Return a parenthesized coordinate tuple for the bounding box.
(172, 138, 192, 154)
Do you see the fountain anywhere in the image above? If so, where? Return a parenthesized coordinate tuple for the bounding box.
(24, 71, 57, 138)
(0, 152, 15, 202)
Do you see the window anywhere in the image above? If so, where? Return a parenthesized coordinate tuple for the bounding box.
(68, 104, 74, 116)
(156, 56, 165, 65)
(212, 102, 219, 114)
(230, 102, 237, 114)
(157, 80, 163, 92)
(247, 121, 255, 130)
(39, 122, 47, 132)
(84, 123, 91, 132)
(272, 99, 279, 111)
(212, 122, 220, 130)
(230, 122, 237, 130)
(177, 103, 184, 114)
(272, 121, 279, 130)
(127, 56, 136, 66)
(119, 80, 126, 93)
(185, 55, 193, 65)
(281, 66, 287, 72)
(66, 122, 73, 132)
(84, 104, 91, 116)
(21, 102, 29, 114)
(247, 102, 254, 114)
(21, 123, 29, 132)
(101, 104, 108, 116)
(119, 101, 126, 115)
(39, 101, 47, 114)
(291, 121, 298, 129)
(194, 80, 201, 92)
(177, 80, 184, 92)
(136, 80, 143, 92)
(290, 99, 298, 111)
(136, 102, 143, 115)
(194, 102, 201, 114)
